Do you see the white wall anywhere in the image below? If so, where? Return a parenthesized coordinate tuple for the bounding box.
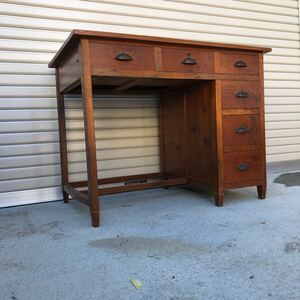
(0, 0, 300, 207)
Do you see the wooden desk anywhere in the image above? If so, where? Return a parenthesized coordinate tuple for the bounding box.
(49, 30, 271, 227)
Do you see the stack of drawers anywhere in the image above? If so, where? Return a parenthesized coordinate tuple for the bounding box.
(217, 52, 264, 189)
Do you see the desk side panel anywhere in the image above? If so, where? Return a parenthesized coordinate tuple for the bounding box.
(58, 42, 82, 92)
(185, 82, 217, 188)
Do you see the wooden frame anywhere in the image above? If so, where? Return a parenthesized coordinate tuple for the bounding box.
(50, 30, 271, 227)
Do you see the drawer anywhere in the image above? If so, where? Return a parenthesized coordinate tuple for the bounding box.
(219, 52, 259, 75)
(223, 114, 259, 148)
(221, 81, 261, 109)
(89, 42, 156, 71)
(161, 46, 215, 73)
(223, 151, 261, 184)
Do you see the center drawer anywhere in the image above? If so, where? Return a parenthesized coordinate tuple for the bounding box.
(222, 114, 260, 148)
(161, 46, 215, 73)
(89, 41, 156, 71)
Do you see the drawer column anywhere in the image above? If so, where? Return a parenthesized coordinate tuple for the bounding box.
(216, 50, 267, 202)
(218, 76, 266, 202)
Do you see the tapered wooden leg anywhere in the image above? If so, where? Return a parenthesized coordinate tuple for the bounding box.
(257, 54, 267, 201)
(214, 192, 224, 207)
(55, 69, 69, 203)
(81, 39, 99, 227)
(257, 185, 266, 199)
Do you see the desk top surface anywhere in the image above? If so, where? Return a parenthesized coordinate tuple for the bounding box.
(49, 30, 271, 68)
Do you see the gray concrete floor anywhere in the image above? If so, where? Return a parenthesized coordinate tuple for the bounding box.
(0, 171, 299, 300)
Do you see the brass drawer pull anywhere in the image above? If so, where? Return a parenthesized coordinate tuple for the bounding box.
(115, 52, 133, 61)
(238, 163, 249, 171)
(235, 90, 249, 98)
(182, 53, 197, 65)
(234, 60, 247, 68)
(236, 126, 249, 134)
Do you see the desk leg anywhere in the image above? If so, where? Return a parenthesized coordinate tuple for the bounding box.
(82, 76, 99, 227)
(257, 184, 266, 199)
(257, 54, 267, 201)
(214, 192, 224, 207)
(81, 40, 99, 227)
(55, 69, 69, 203)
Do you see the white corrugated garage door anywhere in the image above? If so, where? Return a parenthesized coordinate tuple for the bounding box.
(0, 0, 299, 207)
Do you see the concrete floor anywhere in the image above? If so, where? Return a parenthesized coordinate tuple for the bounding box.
(0, 171, 300, 300)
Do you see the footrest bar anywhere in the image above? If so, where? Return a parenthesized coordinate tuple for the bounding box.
(63, 184, 89, 206)
(98, 177, 188, 195)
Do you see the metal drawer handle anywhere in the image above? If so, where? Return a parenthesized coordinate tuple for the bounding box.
(238, 163, 249, 171)
(234, 60, 247, 68)
(235, 90, 249, 98)
(115, 52, 133, 61)
(182, 53, 197, 65)
(236, 126, 249, 134)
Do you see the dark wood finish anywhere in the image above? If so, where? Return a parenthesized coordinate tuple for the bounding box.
(80, 39, 100, 227)
(257, 185, 266, 199)
(50, 30, 271, 226)
(221, 80, 261, 109)
(217, 51, 259, 75)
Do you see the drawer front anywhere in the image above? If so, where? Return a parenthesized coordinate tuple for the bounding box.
(224, 151, 261, 184)
(221, 81, 261, 109)
(223, 114, 259, 147)
(219, 52, 259, 75)
(161, 47, 215, 73)
(89, 42, 156, 71)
